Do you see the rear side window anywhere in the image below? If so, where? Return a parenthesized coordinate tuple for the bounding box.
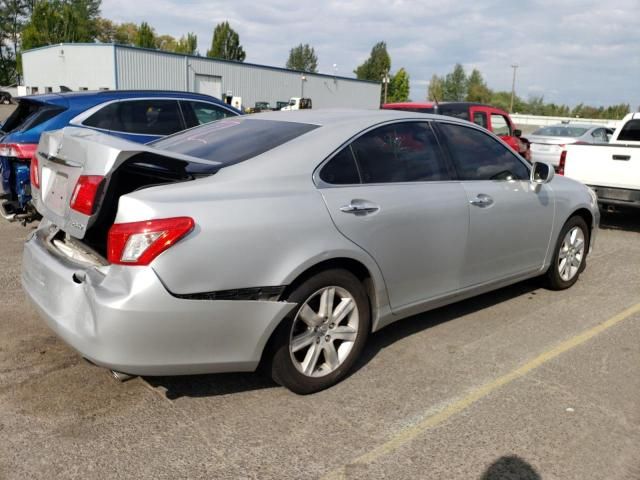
(490, 114, 512, 136)
(84, 99, 184, 136)
(473, 112, 488, 129)
(152, 118, 319, 166)
(181, 101, 235, 128)
(617, 119, 640, 142)
(320, 147, 360, 184)
(438, 123, 529, 181)
(350, 122, 450, 183)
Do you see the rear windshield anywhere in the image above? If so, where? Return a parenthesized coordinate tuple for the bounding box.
(151, 118, 319, 165)
(617, 119, 640, 142)
(0, 99, 65, 134)
(531, 126, 589, 137)
(436, 106, 469, 121)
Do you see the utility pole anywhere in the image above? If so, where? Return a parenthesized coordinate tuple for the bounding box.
(509, 64, 519, 113)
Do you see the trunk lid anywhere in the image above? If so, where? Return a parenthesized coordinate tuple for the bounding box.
(34, 127, 218, 240)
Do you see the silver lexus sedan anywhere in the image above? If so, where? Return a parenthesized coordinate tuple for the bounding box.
(22, 110, 599, 394)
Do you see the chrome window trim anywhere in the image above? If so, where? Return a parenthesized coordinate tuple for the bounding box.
(70, 97, 237, 136)
(313, 118, 456, 189)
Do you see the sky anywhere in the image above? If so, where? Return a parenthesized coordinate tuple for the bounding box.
(101, 0, 640, 109)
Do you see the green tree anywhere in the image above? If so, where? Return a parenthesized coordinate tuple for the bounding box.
(206, 21, 245, 61)
(465, 68, 491, 103)
(21, 0, 101, 50)
(387, 67, 410, 102)
(155, 33, 176, 51)
(427, 74, 444, 101)
(134, 21, 155, 48)
(174, 32, 197, 55)
(95, 17, 116, 42)
(113, 21, 138, 44)
(354, 41, 390, 82)
(442, 63, 467, 101)
(285, 43, 318, 72)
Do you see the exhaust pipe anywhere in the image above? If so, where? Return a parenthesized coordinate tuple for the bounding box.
(0, 201, 16, 221)
(111, 370, 136, 382)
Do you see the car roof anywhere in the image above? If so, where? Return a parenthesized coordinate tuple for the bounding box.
(247, 108, 452, 126)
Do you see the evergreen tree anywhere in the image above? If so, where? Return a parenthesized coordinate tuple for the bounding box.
(427, 74, 444, 101)
(354, 41, 390, 81)
(285, 43, 318, 72)
(442, 63, 467, 101)
(388, 67, 410, 102)
(174, 33, 197, 55)
(466, 68, 491, 103)
(206, 21, 245, 61)
(134, 21, 155, 48)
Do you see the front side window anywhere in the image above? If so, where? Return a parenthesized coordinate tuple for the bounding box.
(438, 123, 529, 181)
(490, 114, 512, 136)
(182, 101, 233, 127)
(349, 122, 450, 183)
(85, 100, 184, 136)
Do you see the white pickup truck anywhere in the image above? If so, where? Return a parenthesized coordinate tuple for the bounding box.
(563, 112, 640, 210)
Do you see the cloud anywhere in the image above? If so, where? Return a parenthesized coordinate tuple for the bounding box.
(100, 0, 640, 108)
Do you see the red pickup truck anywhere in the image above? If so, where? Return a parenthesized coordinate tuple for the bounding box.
(382, 102, 531, 160)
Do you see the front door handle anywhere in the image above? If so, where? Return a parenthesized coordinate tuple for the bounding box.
(612, 154, 630, 161)
(340, 200, 380, 215)
(469, 194, 494, 208)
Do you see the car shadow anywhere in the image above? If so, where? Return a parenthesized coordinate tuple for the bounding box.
(350, 278, 540, 376)
(147, 278, 540, 399)
(599, 209, 640, 233)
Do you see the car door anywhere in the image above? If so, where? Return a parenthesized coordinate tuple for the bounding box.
(436, 121, 555, 287)
(318, 121, 469, 311)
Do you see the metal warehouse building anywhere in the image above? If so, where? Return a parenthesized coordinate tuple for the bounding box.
(22, 43, 381, 110)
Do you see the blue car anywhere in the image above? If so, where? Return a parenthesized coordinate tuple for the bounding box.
(0, 90, 241, 221)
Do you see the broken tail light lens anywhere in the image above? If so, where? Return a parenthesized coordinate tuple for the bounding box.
(107, 217, 195, 266)
(69, 175, 105, 215)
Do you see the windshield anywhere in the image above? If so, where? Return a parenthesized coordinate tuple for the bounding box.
(151, 118, 319, 166)
(532, 126, 589, 137)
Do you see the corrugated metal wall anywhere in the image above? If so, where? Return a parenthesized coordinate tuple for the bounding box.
(115, 47, 187, 90)
(114, 46, 380, 109)
(22, 45, 381, 110)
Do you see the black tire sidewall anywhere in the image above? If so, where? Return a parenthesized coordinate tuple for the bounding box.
(270, 269, 370, 394)
(546, 216, 589, 290)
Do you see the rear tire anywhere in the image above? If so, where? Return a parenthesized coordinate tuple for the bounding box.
(269, 269, 370, 394)
(545, 216, 589, 290)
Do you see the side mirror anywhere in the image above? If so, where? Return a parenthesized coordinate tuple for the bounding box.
(530, 161, 554, 185)
(514, 129, 522, 137)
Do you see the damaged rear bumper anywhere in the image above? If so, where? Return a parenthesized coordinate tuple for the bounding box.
(21, 227, 296, 376)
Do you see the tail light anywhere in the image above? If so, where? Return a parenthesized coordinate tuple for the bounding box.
(0, 143, 39, 186)
(69, 175, 104, 215)
(30, 154, 40, 188)
(107, 217, 195, 266)
(558, 150, 567, 175)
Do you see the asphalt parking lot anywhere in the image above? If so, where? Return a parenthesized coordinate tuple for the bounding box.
(0, 212, 638, 479)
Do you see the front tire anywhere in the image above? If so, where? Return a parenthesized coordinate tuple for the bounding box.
(545, 216, 589, 290)
(269, 269, 370, 394)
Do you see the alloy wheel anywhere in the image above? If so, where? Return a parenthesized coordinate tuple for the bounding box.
(289, 286, 359, 378)
(557, 226, 585, 282)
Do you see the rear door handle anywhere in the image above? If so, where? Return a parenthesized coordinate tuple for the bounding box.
(612, 155, 631, 161)
(340, 200, 379, 215)
(469, 194, 494, 207)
